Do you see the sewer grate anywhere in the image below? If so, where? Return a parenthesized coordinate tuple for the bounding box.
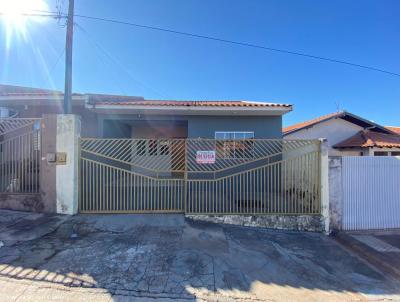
(352, 235, 400, 253)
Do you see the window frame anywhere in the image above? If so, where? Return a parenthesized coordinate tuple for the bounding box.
(135, 140, 171, 156)
(373, 151, 389, 157)
(214, 131, 255, 159)
(215, 131, 255, 140)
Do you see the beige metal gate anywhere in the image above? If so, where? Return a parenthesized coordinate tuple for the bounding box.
(0, 118, 41, 193)
(79, 138, 321, 214)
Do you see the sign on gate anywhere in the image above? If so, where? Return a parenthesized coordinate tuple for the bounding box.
(196, 150, 216, 164)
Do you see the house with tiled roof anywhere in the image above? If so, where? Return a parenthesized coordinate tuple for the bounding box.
(283, 111, 400, 156)
(386, 126, 400, 135)
(0, 84, 292, 139)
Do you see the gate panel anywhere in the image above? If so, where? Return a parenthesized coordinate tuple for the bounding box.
(79, 158, 184, 213)
(79, 138, 321, 214)
(80, 138, 185, 213)
(186, 148, 321, 215)
(342, 156, 400, 230)
(0, 118, 41, 193)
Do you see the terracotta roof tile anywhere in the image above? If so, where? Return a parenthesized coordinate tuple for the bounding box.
(93, 99, 291, 108)
(0, 85, 291, 108)
(283, 111, 345, 134)
(334, 130, 400, 148)
(386, 126, 400, 135)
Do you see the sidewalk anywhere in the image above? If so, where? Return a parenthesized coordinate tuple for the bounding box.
(336, 230, 400, 279)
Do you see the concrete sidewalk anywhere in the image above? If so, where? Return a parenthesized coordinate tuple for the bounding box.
(0, 209, 400, 301)
(336, 230, 400, 279)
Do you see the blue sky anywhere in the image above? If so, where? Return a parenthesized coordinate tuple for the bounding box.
(0, 0, 399, 126)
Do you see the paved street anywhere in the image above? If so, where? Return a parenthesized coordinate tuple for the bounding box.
(0, 210, 399, 301)
(337, 230, 400, 280)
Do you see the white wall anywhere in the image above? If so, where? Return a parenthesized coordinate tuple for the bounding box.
(56, 115, 80, 215)
(285, 118, 363, 156)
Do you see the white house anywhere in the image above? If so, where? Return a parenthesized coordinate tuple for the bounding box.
(283, 111, 400, 156)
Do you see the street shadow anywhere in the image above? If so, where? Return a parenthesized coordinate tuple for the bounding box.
(0, 213, 399, 301)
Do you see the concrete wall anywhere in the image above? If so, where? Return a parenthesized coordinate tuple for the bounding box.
(285, 118, 363, 156)
(40, 115, 81, 214)
(329, 157, 343, 232)
(0, 194, 43, 212)
(39, 115, 58, 213)
(186, 215, 324, 232)
(55, 115, 80, 214)
(187, 115, 282, 139)
(103, 119, 131, 138)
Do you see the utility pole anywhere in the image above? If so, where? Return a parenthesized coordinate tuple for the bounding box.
(63, 0, 74, 114)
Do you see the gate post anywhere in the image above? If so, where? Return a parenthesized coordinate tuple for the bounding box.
(40, 114, 81, 214)
(184, 139, 188, 213)
(319, 138, 330, 234)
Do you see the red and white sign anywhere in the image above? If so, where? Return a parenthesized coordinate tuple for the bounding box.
(196, 151, 216, 164)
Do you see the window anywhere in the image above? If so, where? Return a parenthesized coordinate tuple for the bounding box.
(215, 132, 254, 140)
(136, 140, 170, 156)
(374, 151, 388, 156)
(391, 151, 400, 156)
(215, 131, 254, 159)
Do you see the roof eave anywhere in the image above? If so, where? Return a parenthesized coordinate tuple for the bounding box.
(0, 95, 87, 105)
(341, 111, 391, 134)
(284, 111, 394, 136)
(283, 112, 346, 136)
(88, 104, 292, 116)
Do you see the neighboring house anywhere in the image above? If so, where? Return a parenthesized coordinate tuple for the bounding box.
(333, 129, 400, 156)
(386, 126, 400, 135)
(0, 84, 292, 140)
(283, 111, 400, 156)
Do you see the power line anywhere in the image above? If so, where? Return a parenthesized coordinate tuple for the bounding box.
(71, 14, 400, 78)
(74, 22, 165, 97)
(48, 48, 65, 76)
(74, 23, 129, 96)
(2, 10, 400, 78)
(0, 12, 60, 18)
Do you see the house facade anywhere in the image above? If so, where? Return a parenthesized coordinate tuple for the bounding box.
(0, 84, 328, 232)
(283, 111, 400, 156)
(0, 84, 291, 139)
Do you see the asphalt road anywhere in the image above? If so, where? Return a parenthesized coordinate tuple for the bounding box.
(0, 210, 399, 301)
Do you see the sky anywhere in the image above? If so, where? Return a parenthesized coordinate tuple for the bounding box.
(0, 0, 399, 127)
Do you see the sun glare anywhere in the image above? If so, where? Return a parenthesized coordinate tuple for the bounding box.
(0, 0, 49, 47)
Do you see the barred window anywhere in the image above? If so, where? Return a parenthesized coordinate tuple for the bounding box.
(215, 132, 254, 159)
(136, 140, 170, 156)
